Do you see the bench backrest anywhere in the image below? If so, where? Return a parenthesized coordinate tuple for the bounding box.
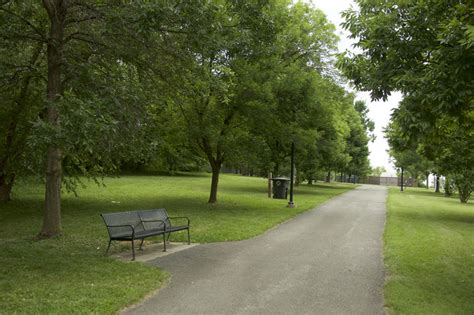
(138, 209, 171, 230)
(100, 211, 144, 238)
(100, 209, 171, 238)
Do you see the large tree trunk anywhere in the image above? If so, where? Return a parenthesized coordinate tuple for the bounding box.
(0, 174, 15, 202)
(41, 146, 62, 236)
(39, 0, 66, 238)
(326, 171, 331, 183)
(400, 167, 404, 192)
(208, 162, 221, 203)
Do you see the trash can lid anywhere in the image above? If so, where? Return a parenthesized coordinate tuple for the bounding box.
(271, 177, 290, 181)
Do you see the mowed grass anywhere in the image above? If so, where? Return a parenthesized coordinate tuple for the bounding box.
(384, 187, 474, 314)
(0, 173, 354, 314)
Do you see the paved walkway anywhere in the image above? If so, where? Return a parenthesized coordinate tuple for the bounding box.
(123, 185, 387, 315)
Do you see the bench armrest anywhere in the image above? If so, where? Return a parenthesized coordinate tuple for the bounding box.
(140, 219, 167, 230)
(141, 219, 166, 223)
(169, 216, 190, 226)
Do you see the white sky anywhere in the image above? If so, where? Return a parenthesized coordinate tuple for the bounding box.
(309, 0, 401, 173)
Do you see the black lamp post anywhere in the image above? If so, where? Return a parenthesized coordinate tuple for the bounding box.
(288, 142, 295, 208)
(400, 167, 404, 192)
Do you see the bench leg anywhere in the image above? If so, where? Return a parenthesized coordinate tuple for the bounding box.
(162, 233, 167, 252)
(131, 240, 136, 261)
(139, 238, 145, 250)
(105, 239, 112, 255)
(187, 228, 191, 245)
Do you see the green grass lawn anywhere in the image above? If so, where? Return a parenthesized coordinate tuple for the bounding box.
(0, 173, 354, 314)
(384, 187, 474, 314)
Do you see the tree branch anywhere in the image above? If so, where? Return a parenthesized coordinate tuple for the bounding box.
(64, 32, 106, 47)
(0, 7, 47, 41)
(65, 15, 98, 25)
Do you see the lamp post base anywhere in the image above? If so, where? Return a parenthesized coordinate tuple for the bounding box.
(287, 201, 296, 208)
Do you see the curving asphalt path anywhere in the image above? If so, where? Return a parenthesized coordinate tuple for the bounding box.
(123, 185, 387, 315)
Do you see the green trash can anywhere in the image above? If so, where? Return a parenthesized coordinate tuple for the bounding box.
(272, 177, 290, 199)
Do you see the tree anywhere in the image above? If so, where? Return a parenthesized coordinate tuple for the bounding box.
(386, 102, 472, 202)
(146, 1, 343, 203)
(423, 116, 473, 202)
(0, 1, 166, 236)
(339, 0, 473, 202)
(0, 2, 46, 201)
(245, 2, 341, 180)
(339, 0, 473, 115)
(371, 167, 386, 177)
(342, 104, 371, 181)
(146, 1, 285, 203)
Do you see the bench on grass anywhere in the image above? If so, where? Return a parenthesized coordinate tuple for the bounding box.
(100, 208, 190, 260)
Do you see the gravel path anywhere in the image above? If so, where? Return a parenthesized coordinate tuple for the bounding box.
(123, 185, 387, 315)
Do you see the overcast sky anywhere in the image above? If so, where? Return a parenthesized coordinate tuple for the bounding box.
(309, 0, 401, 174)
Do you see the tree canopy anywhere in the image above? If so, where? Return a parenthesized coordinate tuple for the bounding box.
(339, 0, 473, 202)
(1, 0, 374, 237)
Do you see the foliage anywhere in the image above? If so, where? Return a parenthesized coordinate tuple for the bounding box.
(340, 0, 473, 202)
(339, 0, 473, 115)
(370, 166, 386, 177)
(1, 0, 376, 237)
(0, 1, 47, 200)
(354, 100, 375, 142)
(343, 101, 371, 178)
(141, 0, 371, 201)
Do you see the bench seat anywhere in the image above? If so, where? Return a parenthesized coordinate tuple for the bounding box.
(112, 225, 190, 240)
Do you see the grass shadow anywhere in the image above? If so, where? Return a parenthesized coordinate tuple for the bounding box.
(396, 208, 474, 225)
(219, 181, 352, 196)
(401, 189, 459, 200)
(119, 170, 210, 178)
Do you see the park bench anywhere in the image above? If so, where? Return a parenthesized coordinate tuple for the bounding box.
(100, 208, 190, 260)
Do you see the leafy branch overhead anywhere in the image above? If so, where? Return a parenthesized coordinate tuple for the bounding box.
(339, 0, 473, 202)
(0, 1, 375, 237)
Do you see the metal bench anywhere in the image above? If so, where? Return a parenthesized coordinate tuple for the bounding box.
(100, 208, 190, 260)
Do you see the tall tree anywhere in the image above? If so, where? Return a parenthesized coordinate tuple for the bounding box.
(339, 0, 473, 201)
(342, 102, 371, 181)
(146, 1, 287, 203)
(0, 1, 165, 236)
(41, 0, 67, 237)
(0, 1, 46, 201)
(247, 2, 340, 177)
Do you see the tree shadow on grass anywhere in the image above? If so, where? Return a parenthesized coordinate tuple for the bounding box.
(1, 194, 246, 241)
(296, 183, 354, 194)
(220, 185, 267, 195)
(119, 171, 210, 178)
(221, 182, 352, 196)
(397, 210, 474, 225)
(402, 189, 457, 200)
